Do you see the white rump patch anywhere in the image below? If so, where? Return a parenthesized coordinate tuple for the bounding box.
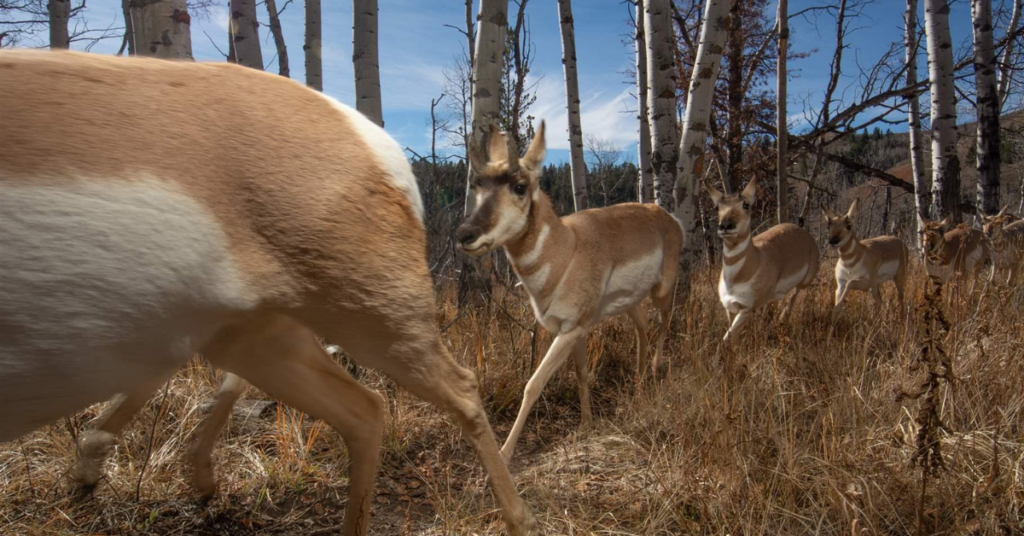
(319, 95, 425, 223)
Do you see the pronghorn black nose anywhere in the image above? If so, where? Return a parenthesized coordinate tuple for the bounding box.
(720, 222, 735, 231)
(456, 223, 481, 246)
(828, 237, 840, 246)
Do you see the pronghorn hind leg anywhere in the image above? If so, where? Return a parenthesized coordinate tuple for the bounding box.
(571, 336, 592, 428)
(207, 317, 385, 536)
(651, 285, 675, 379)
(190, 373, 247, 500)
(624, 304, 650, 381)
(779, 288, 802, 324)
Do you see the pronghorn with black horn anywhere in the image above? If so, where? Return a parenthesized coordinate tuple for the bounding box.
(982, 206, 1024, 285)
(705, 177, 819, 342)
(917, 214, 991, 292)
(0, 50, 536, 536)
(455, 122, 684, 464)
(822, 199, 908, 320)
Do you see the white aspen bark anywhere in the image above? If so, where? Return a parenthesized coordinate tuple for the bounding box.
(132, 0, 193, 59)
(229, 0, 263, 70)
(305, 0, 322, 91)
(465, 0, 509, 215)
(636, 0, 654, 203)
(265, 0, 289, 77)
(120, 0, 136, 56)
(972, 0, 1001, 215)
(998, 0, 1022, 109)
(906, 0, 929, 248)
(674, 0, 729, 271)
(924, 0, 962, 223)
(353, 0, 383, 127)
(48, 0, 70, 49)
(776, 0, 789, 224)
(557, 0, 588, 212)
(645, 0, 679, 212)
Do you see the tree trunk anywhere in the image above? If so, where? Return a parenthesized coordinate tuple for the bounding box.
(972, 0, 1000, 215)
(120, 0, 136, 55)
(636, 0, 654, 203)
(998, 0, 1022, 110)
(776, 0, 789, 224)
(645, 0, 679, 212)
(906, 0, 929, 246)
(465, 0, 508, 215)
(557, 0, 588, 212)
(265, 0, 289, 77)
(353, 0, 383, 127)
(48, 0, 70, 49)
(229, 0, 262, 70)
(675, 0, 730, 285)
(131, 0, 193, 59)
(724, 0, 744, 192)
(924, 0, 961, 223)
(304, 0, 322, 91)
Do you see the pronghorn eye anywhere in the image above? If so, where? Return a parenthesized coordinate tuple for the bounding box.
(513, 183, 528, 196)
(742, 202, 750, 210)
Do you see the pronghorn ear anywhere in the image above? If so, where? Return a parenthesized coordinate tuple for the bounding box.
(520, 120, 546, 176)
(997, 205, 1008, 218)
(938, 217, 950, 230)
(467, 135, 488, 173)
(740, 177, 757, 206)
(704, 182, 724, 205)
(487, 124, 509, 163)
(846, 198, 859, 218)
(822, 206, 837, 220)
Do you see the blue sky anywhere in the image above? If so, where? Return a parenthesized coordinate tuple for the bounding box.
(66, 1, 981, 164)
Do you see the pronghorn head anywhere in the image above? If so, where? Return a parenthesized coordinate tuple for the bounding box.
(822, 199, 858, 247)
(981, 205, 1017, 245)
(455, 122, 546, 257)
(706, 177, 757, 240)
(918, 214, 951, 258)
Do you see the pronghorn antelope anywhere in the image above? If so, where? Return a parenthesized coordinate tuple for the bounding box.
(917, 215, 991, 289)
(822, 199, 908, 320)
(455, 123, 683, 463)
(706, 178, 819, 342)
(982, 207, 1024, 285)
(0, 50, 535, 536)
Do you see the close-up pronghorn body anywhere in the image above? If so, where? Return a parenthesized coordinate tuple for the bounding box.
(982, 207, 1024, 285)
(706, 178, 820, 342)
(455, 123, 684, 463)
(918, 215, 991, 290)
(823, 200, 908, 321)
(0, 50, 535, 536)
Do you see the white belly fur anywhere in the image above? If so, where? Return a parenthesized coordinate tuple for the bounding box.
(596, 250, 663, 319)
(772, 265, 808, 300)
(0, 179, 256, 442)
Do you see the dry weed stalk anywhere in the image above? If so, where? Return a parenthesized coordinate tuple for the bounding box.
(898, 275, 954, 536)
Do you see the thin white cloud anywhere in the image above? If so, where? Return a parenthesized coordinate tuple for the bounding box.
(529, 74, 637, 151)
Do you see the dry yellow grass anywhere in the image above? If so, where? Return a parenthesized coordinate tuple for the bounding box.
(1, 261, 1023, 535)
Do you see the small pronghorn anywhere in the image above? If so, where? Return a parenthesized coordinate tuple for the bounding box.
(456, 123, 683, 463)
(822, 199, 908, 320)
(706, 178, 819, 341)
(0, 50, 535, 536)
(982, 206, 1024, 284)
(917, 215, 991, 288)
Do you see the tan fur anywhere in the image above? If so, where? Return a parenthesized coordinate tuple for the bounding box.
(457, 123, 683, 463)
(707, 179, 819, 342)
(823, 203, 908, 321)
(1, 50, 535, 536)
(919, 215, 991, 289)
(982, 209, 1024, 285)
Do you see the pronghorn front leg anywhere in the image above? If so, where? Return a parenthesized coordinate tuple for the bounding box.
(723, 309, 752, 343)
(570, 337, 592, 428)
(831, 283, 851, 322)
(501, 327, 586, 464)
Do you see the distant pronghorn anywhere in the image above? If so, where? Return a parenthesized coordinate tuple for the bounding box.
(982, 207, 1024, 285)
(822, 200, 908, 320)
(455, 123, 684, 463)
(706, 178, 819, 342)
(917, 215, 991, 290)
